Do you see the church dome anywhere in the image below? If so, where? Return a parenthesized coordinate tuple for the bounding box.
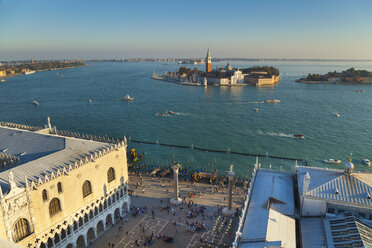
(345, 160, 354, 169)
(344, 159, 354, 175)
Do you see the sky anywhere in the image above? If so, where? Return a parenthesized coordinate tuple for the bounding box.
(0, 0, 372, 60)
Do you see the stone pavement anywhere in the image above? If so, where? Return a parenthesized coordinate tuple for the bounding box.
(90, 173, 245, 248)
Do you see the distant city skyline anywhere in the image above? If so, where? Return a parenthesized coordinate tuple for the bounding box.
(1, 0, 372, 60)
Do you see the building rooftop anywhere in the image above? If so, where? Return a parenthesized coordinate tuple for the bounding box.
(297, 166, 372, 208)
(324, 213, 372, 248)
(300, 218, 327, 248)
(239, 170, 295, 247)
(0, 126, 111, 193)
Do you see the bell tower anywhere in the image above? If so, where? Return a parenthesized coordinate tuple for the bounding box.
(206, 48, 211, 72)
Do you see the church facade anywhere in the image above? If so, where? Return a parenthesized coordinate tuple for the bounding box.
(0, 121, 130, 248)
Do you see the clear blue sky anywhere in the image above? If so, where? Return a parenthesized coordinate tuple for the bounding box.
(1, 0, 372, 60)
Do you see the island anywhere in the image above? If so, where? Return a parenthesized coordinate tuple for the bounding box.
(0, 60, 86, 79)
(152, 48, 280, 87)
(296, 68, 372, 84)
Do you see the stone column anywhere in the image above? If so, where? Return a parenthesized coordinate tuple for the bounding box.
(223, 165, 236, 216)
(170, 163, 182, 205)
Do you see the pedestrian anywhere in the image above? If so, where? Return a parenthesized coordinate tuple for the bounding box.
(108, 242, 111, 247)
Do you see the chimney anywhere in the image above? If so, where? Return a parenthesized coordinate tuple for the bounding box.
(303, 172, 310, 195)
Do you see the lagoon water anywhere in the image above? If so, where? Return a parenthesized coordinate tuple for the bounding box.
(1, 61, 372, 176)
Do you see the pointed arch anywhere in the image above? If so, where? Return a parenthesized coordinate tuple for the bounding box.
(82, 180, 92, 197)
(107, 167, 115, 183)
(49, 198, 62, 216)
(42, 189, 48, 201)
(13, 218, 31, 242)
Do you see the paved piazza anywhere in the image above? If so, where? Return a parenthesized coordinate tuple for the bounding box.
(91, 172, 245, 248)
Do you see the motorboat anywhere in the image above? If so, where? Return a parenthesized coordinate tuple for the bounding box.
(32, 100, 39, 106)
(265, 99, 280, 104)
(88, 99, 92, 103)
(333, 112, 340, 117)
(363, 158, 371, 166)
(166, 111, 175, 115)
(293, 134, 305, 139)
(254, 108, 259, 112)
(323, 159, 342, 164)
(121, 94, 134, 101)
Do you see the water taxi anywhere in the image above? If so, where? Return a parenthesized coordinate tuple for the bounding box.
(121, 94, 134, 101)
(333, 112, 340, 117)
(293, 134, 305, 139)
(363, 158, 371, 166)
(323, 159, 342, 164)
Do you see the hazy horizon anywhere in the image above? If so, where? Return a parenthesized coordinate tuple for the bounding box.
(1, 0, 372, 60)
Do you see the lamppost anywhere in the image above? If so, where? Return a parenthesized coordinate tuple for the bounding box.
(170, 162, 182, 205)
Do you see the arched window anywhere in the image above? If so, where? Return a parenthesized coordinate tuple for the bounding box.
(107, 167, 115, 183)
(13, 218, 31, 242)
(82, 180, 92, 197)
(42, 189, 48, 201)
(49, 198, 62, 216)
(57, 182, 63, 193)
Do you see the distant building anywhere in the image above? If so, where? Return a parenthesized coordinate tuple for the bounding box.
(0, 122, 130, 248)
(206, 48, 211, 73)
(245, 73, 280, 86)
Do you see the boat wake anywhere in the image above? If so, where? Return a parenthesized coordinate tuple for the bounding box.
(258, 131, 301, 139)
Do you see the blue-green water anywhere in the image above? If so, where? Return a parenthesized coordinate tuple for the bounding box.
(1, 61, 372, 176)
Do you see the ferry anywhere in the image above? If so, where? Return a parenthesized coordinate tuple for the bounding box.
(323, 159, 342, 164)
(265, 99, 280, 104)
(24, 70, 36, 75)
(121, 94, 134, 101)
(363, 158, 371, 166)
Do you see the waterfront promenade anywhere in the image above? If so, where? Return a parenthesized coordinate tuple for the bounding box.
(91, 173, 245, 248)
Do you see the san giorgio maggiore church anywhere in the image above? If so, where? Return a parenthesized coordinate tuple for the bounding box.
(0, 119, 130, 248)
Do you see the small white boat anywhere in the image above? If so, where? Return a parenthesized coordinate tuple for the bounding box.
(265, 99, 280, 104)
(363, 158, 371, 166)
(254, 108, 259, 112)
(333, 112, 340, 117)
(323, 159, 342, 164)
(88, 99, 92, 103)
(121, 94, 134, 101)
(32, 100, 39, 106)
(0, 79, 5, 82)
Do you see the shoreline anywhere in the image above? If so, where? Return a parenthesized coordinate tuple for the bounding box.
(151, 77, 250, 87)
(296, 79, 372, 84)
(0, 64, 87, 79)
